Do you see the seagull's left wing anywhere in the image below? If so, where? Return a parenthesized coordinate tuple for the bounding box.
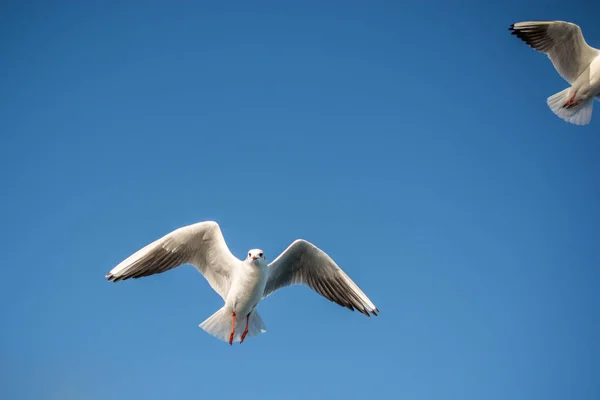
(509, 21, 599, 84)
(263, 239, 378, 317)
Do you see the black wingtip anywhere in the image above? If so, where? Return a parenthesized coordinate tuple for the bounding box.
(356, 307, 370, 318)
(106, 273, 123, 283)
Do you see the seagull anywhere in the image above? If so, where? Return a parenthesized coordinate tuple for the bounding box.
(509, 20, 600, 125)
(105, 221, 378, 344)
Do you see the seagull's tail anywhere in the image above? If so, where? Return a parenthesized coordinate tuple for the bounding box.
(547, 87, 594, 126)
(199, 307, 267, 343)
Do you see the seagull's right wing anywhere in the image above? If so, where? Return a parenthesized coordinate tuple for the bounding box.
(510, 21, 599, 84)
(106, 221, 238, 299)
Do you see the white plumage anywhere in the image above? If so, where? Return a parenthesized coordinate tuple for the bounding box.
(106, 221, 378, 344)
(510, 20, 600, 125)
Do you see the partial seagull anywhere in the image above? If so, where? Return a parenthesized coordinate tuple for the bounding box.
(509, 20, 600, 125)
(105, 221, 378, 344)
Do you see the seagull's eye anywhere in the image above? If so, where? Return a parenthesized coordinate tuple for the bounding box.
(259, 252, 263, 258)
(248, 252, 251, 257)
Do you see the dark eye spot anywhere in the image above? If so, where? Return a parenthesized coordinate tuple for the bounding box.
(259, 252, 263, 257)
(248, 252, 251, 257)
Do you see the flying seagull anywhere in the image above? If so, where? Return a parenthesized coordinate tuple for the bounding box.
(105, 221, 378, 344)
(509, 20, 600, 125)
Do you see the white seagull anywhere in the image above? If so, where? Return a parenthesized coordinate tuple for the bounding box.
(106, 221, 378, 344)
(509, 20, 600, 125)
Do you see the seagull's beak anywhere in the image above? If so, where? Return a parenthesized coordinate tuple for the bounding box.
(251, 256, 258, 260)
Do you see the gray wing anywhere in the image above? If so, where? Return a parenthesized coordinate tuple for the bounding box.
(263, 239, 378, 317)
(106, 221, 239, 299)
(510, 21, 599, 84)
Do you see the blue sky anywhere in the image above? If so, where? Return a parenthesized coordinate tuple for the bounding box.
(1, 1, 599, 399)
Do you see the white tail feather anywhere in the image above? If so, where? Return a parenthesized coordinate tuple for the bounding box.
(547, 88, 594, 126)
(199, 307, 267, 343)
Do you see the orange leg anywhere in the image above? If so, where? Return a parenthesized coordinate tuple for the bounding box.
(240, 312, 251, 343)
(563, 92, 578, 108)
(228, 312, 236, 345)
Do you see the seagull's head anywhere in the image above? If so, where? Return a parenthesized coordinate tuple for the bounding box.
(247, 249, 266, 264)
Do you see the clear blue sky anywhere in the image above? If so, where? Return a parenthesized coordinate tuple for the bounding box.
(1, 1, 599, 399)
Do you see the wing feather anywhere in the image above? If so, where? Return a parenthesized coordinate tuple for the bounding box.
(105, 221, 239, 299)
(510, 20, 599, 83)
(263, 239, 378, 317)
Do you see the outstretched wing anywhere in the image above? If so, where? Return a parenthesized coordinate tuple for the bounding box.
(263, 239, 378, 317)
(106, 221, 239, 299)
(510, 21, 599, 84)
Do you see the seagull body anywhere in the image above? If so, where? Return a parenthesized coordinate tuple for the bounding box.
(509, 20, 600, 125)
(106, 221, 378, 344)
